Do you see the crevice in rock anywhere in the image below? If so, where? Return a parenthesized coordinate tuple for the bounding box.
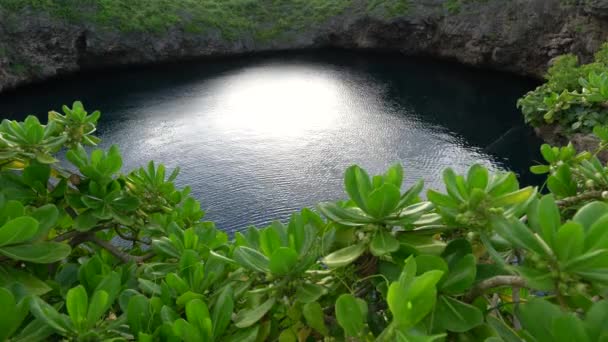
(75, 31, 88, 67)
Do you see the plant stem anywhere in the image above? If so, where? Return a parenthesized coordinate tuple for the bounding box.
(464, 276, 527, 302)
(556, 190, 605, 208)
(89, 235, 154, 264)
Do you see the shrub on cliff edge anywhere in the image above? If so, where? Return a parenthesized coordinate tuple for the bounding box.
(518, 43, 608, 134)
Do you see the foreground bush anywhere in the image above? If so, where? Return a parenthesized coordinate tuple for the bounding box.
(518, 43, 608, 134)
(0, 102, 608, 341)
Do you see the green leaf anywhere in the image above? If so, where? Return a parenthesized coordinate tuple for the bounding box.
(176, 292, 204, 307)
(541, 144, 557, 163)
(431, 295, 483, 332)
(530, 165, 550, 174)
(74, 211, 99, 232)
(467, 164, 489, 190)
(321, 243, 366, 268)
(563, 249, 608, 271)
(513, 266, 554, 291)
(278, 329, 297, 342)
(67, 285, 88, 331)
(139, 278, 162, 296)
(441, 254, 476, 294)
(151, 238, 180, 258)
(398, 179, 424, 208)
(166, 273, 189, 295)
(173, 319, 201, 342)
(268, 247, 298, 276)
(335, 294, 366, 337)
(10, 317, 54, 342)
(0, 267, 52, 296)
(233, 246, 270, 273)
(259, 227, 282, 257)
(0, 288, 28, 341)
(86, 290, 109, 329)
(303, 302, 328, 336)
(29, 297, 72, 335)
(593, 125, 608, 140)
(551, 314, 590, 342)
(491, 217, 549, 257)
(491, 187, 535, 207)
(586, 214, 608, 251)
(399, 235, 446, 255)
(388, 266, 444, 329)
(212, 286, 233, 340)
(186, 299, 212, 341)
(555, 222, 585, 262)
(30, 204, 58, 240)
(224, 325, 259, 342)
(573, 202, 608, 231)
(443, 168, 465, 201)
(548, 172, 576, 197)
(0, 216, 39, 247)
(110, 195, 139, 211)
(316, 202, 374, 226)
(94, 271, 121, 307)
(538, 194, 560, 247)
(23, 162, 50, 191)
(296, 283, 327, 303)
(585, 300, 608, 340)
(486, 315, 523, 342)
(487, 173, 518, 197)
(366, 183, 401, 218)
(0, 241, 71, 263)
(441, 239, 472, 268)
(384, 163, 404, 188)
(370, 229, 400, 256)
(234, 297, 275, 328)
(344, 165, 373, 212)
(127, 295, 150, 335)
(415, 255, 448, 280)
(35, 152, 58, 164)
(427, 189, 459, 208)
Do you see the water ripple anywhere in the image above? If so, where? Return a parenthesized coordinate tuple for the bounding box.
(0, 51, 543, 232)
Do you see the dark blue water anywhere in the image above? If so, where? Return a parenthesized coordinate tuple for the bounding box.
(0, 50, 543, 232)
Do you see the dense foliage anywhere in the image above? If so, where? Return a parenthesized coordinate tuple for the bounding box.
(518, 43, 608, 134)
(1, 102, 608, 341)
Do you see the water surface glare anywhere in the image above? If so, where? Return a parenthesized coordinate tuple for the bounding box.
(0, 51, 543, 232)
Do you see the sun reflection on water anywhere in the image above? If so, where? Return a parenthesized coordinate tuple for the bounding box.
(211, 65, 343, 138)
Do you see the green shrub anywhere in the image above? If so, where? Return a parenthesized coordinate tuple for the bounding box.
(518, 43, 608, 133)
(1, 102, 608, 340)
(443, 0, 462, 14)
(367, 0, 411, 18)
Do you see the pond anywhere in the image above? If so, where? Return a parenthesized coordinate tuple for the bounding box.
(0, 50, 543, 233)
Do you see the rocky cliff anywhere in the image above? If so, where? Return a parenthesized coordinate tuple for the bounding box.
(1, 0, 607, 93)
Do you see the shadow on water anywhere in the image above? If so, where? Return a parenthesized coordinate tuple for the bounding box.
(0, 49, 545, 232)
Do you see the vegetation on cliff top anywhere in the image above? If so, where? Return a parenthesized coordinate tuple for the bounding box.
(0, 0, 499, 40)
(1, 101, 608, 340)
(0, 0, 353, 40)
(518, 43, 608, 135)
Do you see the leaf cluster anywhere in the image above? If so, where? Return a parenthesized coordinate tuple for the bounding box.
(518, 44, 608, 133)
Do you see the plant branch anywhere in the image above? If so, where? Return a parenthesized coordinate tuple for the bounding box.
(89, 235, 154, 264)
(53, 230, 81, 242)
(114, 228, 150, 245)
(556, 190, 605, 208)
(464, 276, 527, 302)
